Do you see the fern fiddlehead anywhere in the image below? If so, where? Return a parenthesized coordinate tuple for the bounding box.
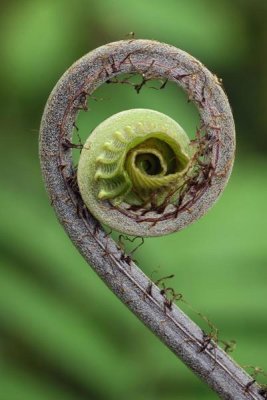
(78, 108, 194, 235)
(39, 39, 262, 399)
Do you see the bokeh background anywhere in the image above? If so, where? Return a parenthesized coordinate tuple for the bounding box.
(0, 1, 267, 399)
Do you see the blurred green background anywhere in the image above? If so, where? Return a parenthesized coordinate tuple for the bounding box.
(0, 1, 267, 399)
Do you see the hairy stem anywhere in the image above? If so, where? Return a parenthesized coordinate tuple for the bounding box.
(39, 39, 261, 399)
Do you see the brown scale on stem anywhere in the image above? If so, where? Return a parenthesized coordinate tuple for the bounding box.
(62, 138, 84, 150)
(244, 366, 267, 394)
(258, 386, 267, 399)
(116, 235, 145, 266)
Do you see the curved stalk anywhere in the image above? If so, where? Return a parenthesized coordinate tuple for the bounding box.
(39, 39, 262, 399)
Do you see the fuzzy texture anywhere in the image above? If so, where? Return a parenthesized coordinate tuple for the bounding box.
(39, 40, 262, 399)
